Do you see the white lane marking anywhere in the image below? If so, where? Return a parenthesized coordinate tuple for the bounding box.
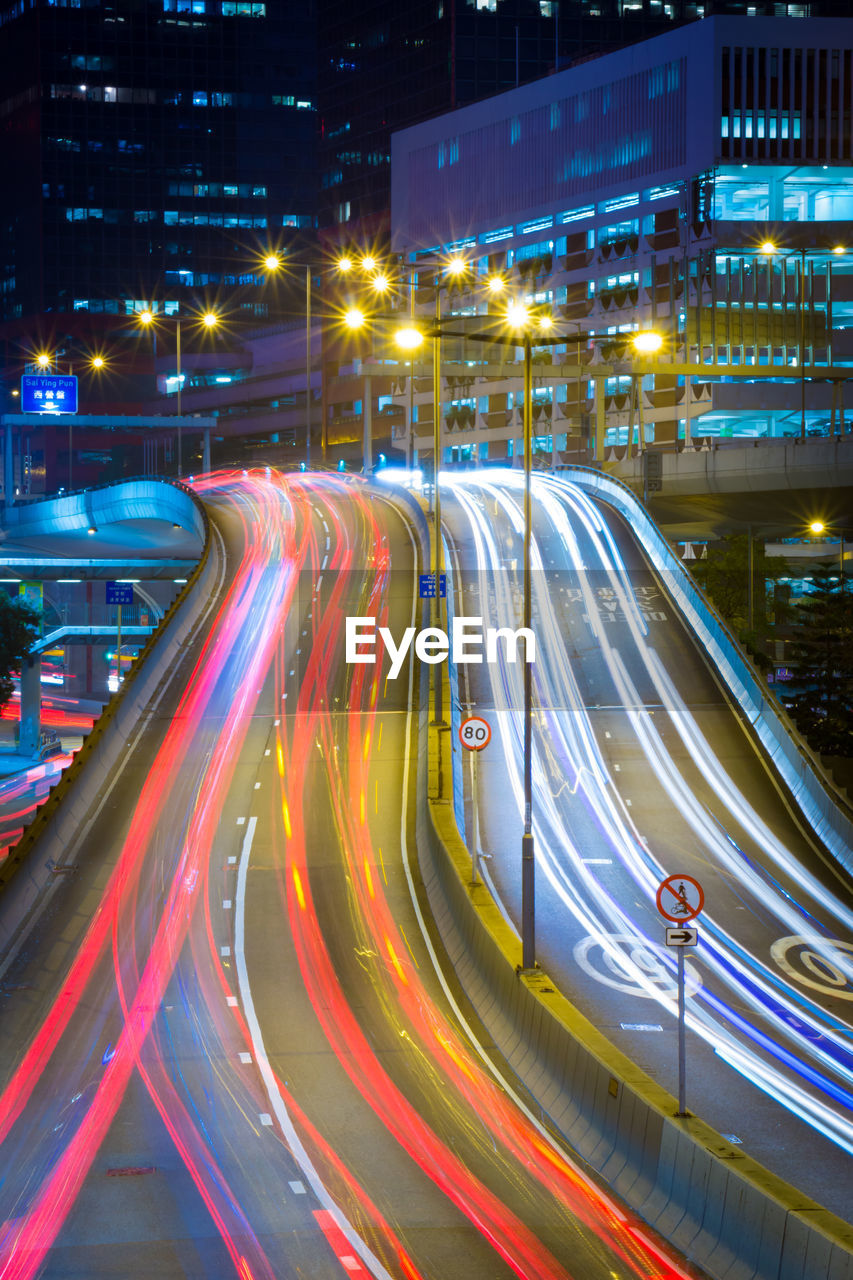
(254, 782, 261, 790)
(325, 535, 330, 549)
(237, 817, 246, 826)
(223, 900, 232, 910)
(239, 1051, 252, 1063)
(227, 996, 238, 1007)
(583, 858, 612, 865)
(235, 818, 395, 1280)
(393, 502, 646, 1193)
(289, 1180, 307, 1195)
(265, 749, 271, 757)
(228, 856, 237, 865)
(274, 719, 280, 727)
(221, 945, 231, 957)
(260, 1114, 273, 1126)
(613, 763, 621, 772)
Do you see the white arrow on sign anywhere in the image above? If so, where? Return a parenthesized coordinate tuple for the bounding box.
(666, 927, 699, 948)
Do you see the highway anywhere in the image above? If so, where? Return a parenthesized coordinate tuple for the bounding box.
(441, 469, 853, 1221)
(0, 471, 695, 1279)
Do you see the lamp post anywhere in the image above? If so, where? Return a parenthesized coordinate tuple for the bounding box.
(391, 305, 660, 970)
(137, 307, 218, 477)
(35, 348, 106, 491)
(760, 242, 846, 443)
(808, 519, 848, 590)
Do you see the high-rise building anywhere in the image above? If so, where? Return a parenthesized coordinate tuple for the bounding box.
(318, 0, 850, 231)
(0, 0, 317, 325)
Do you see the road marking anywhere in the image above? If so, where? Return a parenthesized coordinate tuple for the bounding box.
(237, 816, 246, 826)
(605, 731, 611, 738)
(621, 1023, 662, 1032)
(226, 996, 238, 1007)
(239, 1051, 252, 1063)
(583, 858, 612, 865)
(228, 856, 237, 865)
(274, 719, 280, 727)
(259, 1113, 273, 1126)
(221, 945, 231, 957)
(235, 817, 394, 1279)
(625, 798, 632, 807)
(223, 900, 232, 910)
(613, 763, 621, 772)
(289, 1180, 307, 1195)
(265, 749, 271, 757)
(254, 782, 261, 790)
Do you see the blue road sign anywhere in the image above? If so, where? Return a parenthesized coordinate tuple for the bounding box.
(419, 573, 447, 599)
(105, 581, 134, 606)
(21, 374, 78, 414)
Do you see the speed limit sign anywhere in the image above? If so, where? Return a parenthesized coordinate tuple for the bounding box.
(459, 716, 491, 751)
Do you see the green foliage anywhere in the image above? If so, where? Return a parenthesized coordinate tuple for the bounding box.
(688, 533, 788, 664)
(783, 563, 853, 756)
(0, 593, 40, 710)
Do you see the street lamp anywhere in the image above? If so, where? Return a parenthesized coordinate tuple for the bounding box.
(808, 518, 849, 589)
(32, 347, 108, 490)
(137, 306, 219, 477)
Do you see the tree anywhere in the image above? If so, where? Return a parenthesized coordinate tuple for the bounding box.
(0, 593, 40, 711)
(783, 563, 853, 756)
(689, 533, 788, 671)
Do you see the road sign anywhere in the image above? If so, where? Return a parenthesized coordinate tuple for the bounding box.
(666, 927, 699, 947)
(459, 715, 491, 751)
(419, 573, 446, 599)
(21, 374, 78, 414)
(656, 873, 704, 923)
(105, 581, 134, 606)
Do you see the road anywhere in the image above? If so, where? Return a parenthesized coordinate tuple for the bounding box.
(0, 471, 696, 1279)
(441, 469, 853, 1221)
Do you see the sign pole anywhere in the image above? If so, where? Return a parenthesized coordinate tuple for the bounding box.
(471, 747, 480, 885)
(677, 945, 686, 1116)
(116, 603, 122, 687)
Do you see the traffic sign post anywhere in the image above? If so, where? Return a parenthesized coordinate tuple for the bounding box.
(459, 716, 490, 885)
(657, 874, 704, 1117)
(106, 582, 134, 690)
(418, 572, 446, 599)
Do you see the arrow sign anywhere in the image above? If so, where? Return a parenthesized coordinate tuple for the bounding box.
(666, 927, 698, 947)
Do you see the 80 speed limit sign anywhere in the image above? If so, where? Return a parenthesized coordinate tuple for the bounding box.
(459, 716, 491, 751)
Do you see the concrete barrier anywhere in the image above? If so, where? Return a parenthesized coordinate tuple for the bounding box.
(417, 717, 853, 1279)
(0, 482, 222, 956)
(382, 472, 853, 1280)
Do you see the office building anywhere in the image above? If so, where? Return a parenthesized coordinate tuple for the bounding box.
(388, 15, 853, 464)
(317, 1, 849, 229)
(0, 0, 316, 324)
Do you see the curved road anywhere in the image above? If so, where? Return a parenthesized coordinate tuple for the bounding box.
(0, 471, 697, 1280)
(441, 469, 853, 1221)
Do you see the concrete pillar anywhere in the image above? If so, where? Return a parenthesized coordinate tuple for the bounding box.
(17, 655, 41, 756)
(593, 375, 606, 463)
(202, 428, 211, 474)
(363, 375, 373, 473)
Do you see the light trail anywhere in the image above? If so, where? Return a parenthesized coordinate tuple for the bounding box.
(443, 468, 853, 1160)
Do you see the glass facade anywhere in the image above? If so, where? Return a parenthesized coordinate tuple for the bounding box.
(0, 0, 316, 321)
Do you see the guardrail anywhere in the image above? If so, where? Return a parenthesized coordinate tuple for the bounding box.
(387, 470, 853, 1280)
(552, 466, 853, 874)
(2, 477, 204, 543)
(0, 480, 219, 954)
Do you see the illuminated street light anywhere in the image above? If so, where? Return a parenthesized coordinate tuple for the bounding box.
(361, 256, 377, 273)
(371, 272, 390, 294)
(344, 307, 365, 330)
(487, 275, 506, 296)
(202, 311, 219, 328)
(506, 302, 530, 329)
(263, 253, 282, 271)
(394, 326, 424, 351)
(632, 330, 664, 355)
(36, 353, 51, 369)
(445, 256, 467, 278)
(337, 256, 353, 273)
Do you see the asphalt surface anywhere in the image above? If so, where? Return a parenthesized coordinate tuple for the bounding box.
(0, 472, 700, 1280)
(441, 470, 853, 1224)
